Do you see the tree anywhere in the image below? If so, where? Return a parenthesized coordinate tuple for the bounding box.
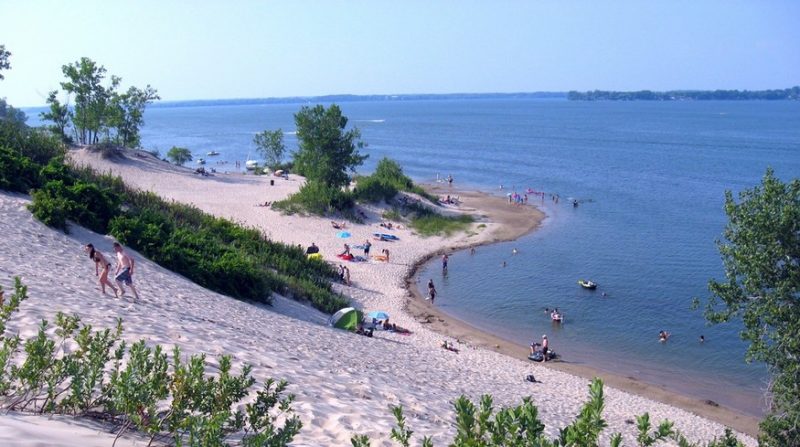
(40, 91, 70, 143)
(699, 168, 800, 446)
(253, 129, 285, 170)
(0, 99, 26, 128)
(292, 104, 367, 188)
(166, 146, 192, 166)
(0, 45, 10, 80)
(60, 58, 116, 145)
(111, 85, 159, 148)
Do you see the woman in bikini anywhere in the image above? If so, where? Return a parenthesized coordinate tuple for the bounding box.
(85, 243, 118, 297)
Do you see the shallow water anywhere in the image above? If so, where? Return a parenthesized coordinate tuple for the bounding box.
(27, 98, 800, 416)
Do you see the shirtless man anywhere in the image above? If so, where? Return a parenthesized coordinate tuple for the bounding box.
(113, 242, 139, 300)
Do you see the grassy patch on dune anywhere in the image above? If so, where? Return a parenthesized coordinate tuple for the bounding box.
(410, 213, 474, 237)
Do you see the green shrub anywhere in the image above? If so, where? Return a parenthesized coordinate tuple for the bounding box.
(0, 278, 300, 446)
(353, 378, 744, 447)
(0, 146, 40, 193)
(0, 120, 64, 165)
(273, 180, 355, 215)
(28, 185, 72, 231)
(409, 213, 473, 237)
(353, 175, 398, 203)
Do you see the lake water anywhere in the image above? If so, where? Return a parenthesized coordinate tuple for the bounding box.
(27, 98, 800, 416)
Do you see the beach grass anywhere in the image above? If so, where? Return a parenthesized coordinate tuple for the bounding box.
(410, 213, 474, 237)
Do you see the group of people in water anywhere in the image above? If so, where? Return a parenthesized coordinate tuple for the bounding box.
(84, 242, 139, 301)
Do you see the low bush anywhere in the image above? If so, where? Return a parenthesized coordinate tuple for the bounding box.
(0, 278, 302, 446)
(351, 377, 745, 447)
(410, 213, 474, 237)
(352, 174, 398, 203)
(273, 180, 355, 216)
(0, 146, 40, 193)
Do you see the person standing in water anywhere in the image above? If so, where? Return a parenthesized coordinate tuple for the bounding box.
(113, 242, 139, 300)
(85, 243, 118, 297)
(442, 254, 449, 272)
(427, 279, 437, 303)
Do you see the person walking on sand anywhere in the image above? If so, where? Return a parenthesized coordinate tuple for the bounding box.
(85, 243, 118, 297)
(113, 242, 139, 300)
(427, 279, 437, 303)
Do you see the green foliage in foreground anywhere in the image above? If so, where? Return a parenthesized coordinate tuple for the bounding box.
(0, 278, 745, 447)
(0, 120, 346, 313)
(697, 168, 800, 447)
(0, 278, 301, 446)
(351, 378, 744, 447)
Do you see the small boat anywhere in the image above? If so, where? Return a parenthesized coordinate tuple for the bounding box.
(578, 279, 597, 290)
(206, 151, 220, 156)
(197, 158, 206, 165)
(245, 160, 259, 170)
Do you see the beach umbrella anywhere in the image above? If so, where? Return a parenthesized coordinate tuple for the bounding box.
(336, 231, 351, 238)
(367, 311, 390, 321)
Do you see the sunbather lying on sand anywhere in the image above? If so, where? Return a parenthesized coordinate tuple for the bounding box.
(331, 221, 346, 229)
(441, 340, 459, 353)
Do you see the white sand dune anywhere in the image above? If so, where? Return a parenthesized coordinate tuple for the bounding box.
(0, 150, 756, 446)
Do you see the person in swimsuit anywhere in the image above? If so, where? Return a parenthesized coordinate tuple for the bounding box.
(541, 334, 549, 362)
(113, 242, 139, 300)
(427, 279, 437, 303)
(85, 243, 118, 297)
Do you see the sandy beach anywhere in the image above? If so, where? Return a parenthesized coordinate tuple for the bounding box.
(0, 148, 758, 446)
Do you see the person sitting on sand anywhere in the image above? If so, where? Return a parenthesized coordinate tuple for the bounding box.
(379, 221, 393, 230)
(340, 243, 351, 256)
(381, 248, 390, 262)
(356, 323, 373, 337)
(441, 340, 459, 353)
(85, 243, 119, 297)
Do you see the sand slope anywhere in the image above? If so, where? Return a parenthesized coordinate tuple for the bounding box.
(0, 149, 756, 446)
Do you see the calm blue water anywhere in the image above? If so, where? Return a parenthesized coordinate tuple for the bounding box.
(26, 99, 800, 416)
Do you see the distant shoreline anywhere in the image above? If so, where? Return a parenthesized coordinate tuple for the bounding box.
(21, 89, 799, 110)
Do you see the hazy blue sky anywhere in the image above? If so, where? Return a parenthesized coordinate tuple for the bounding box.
(1, 1, 798, 106)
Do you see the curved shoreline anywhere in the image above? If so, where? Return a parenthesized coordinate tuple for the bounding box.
(406, 184, 761, 438)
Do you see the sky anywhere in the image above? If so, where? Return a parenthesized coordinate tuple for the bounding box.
(1, 0, 798, 107)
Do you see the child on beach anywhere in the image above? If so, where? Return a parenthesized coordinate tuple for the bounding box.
(85, 243, 118, 297)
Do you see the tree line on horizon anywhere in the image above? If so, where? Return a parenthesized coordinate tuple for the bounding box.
(567, 87, 800, 101)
